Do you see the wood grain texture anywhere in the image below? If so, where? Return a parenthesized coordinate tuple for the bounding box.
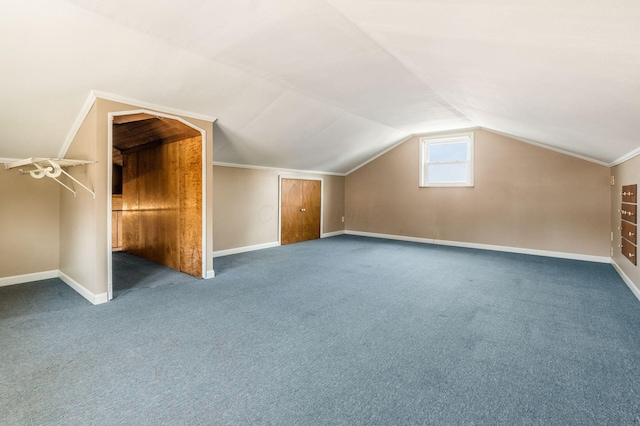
(622, 237, 637, 266)
(302, 180, 321, 242)
(621, 203, 637, 224)
(621, 220, 637, 245)
(179, 137, 202, 276)
(122, 151, 140, 253)
(281, 178, 321, 245)
(120, 135, 203, 277)
(622, 184, 637, 203)
(113, 117, 200, 152)
(281, 179, 303, 245)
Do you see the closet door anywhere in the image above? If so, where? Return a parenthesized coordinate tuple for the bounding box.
(280, 179, 321, 245)
(281, 179, 304, 245)
(301, 180, 321, 242)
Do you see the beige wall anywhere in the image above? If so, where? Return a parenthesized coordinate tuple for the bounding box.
(212, 166, 345, 252)
(611, 155, 640, 295)
(346, 129, 611, 257)
(0, 168, 60, 278)
(59, 103, 99, 293)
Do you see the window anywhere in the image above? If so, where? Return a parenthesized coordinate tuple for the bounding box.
(420, 133, 474, 187)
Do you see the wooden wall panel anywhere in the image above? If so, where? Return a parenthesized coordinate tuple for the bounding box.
(121, 135, 203, 277)
(179, 137, 202, 276)
(122, 152, 140, 253)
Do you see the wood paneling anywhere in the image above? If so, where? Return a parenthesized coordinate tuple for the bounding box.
(281, 178, 321, 245)
(621, 203, 637, 224)
(121, 135, 203, 277)
(622, 237, 637, 266)
(179, 137, 202, 276)
(113, 117, 201, 152)
(621, 220, 637, 245)
(622, 184, 637, 203)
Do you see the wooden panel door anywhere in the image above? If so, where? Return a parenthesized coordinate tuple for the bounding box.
(301, 180, 321, 241)
(281, 179, 303, 245)
(281, 179, 321, 245)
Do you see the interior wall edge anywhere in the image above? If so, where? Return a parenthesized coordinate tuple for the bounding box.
(57, 91, 98, 159)
(322, 230, 346, 238)
(213, 161, 346, 177)
(345, 230, 611, 264)
(611, 259, 640, 303)
(213, 241, 280, 258)
(0, 270, 59, 287)
(58, 270, 108, 305)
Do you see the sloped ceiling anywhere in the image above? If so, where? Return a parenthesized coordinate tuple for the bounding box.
(1, 0, 639, 173)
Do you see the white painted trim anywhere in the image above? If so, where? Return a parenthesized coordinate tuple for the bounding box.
(205, 270, 215, 279)
(58, 271, 108, 305)
(213, 242, 280, 258)
(0, 270, 58, 287)
(58, 91, 98, 158)
(92, 90, 216, 123)
(213, 161, 345, 177)
(322, 230, 346, 238)
(479, 127, 610, 167)
(345, 230, 611, 263)
(345, 134, 414, 175)
(419, 132, 475, 187)
(609, 146, 640, 167)
(278, 175, 324, 246)
(611, 259, 640, 303)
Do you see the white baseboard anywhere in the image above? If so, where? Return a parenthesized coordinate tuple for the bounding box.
(58, 271, 108, 305)
(213, 241, 280, 258)
(0, 270, 58, 287)
(611, 259, 640, 303)
(322, 230, 346, 238)
(205, 270, 215, 279)
(345, 230, 611, 263)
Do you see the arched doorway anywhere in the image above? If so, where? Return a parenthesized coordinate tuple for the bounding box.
(108, 111, 206, 300)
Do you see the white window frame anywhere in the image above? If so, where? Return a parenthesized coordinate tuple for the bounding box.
(420, 133, 474, 188)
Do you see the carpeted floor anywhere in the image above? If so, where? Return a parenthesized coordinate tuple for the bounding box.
(1, 235, 640, 425)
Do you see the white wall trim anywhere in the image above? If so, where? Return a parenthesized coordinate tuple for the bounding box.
(322, 230, 346, 238)
(58, 91, 98, 158)
(0, 270, 58, 287)
(609, 146, 640, 167)
(213, 161, 345, 177)
(479, 127, 610, 167)
(205, 270, 215, 279)
(213, 241, 280, 258)
(58, 270, 108, 305)
(611, 259, 640, 303)
(92, 90, 217, 123)
(345, 230, 611, 263)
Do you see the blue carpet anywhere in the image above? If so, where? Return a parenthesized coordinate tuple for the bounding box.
(1, 235, 640, 425)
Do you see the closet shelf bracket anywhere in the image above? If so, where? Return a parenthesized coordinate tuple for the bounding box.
(4, 157, 97, 199)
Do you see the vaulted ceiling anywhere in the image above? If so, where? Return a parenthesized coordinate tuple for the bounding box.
(1, 0, 639, 173)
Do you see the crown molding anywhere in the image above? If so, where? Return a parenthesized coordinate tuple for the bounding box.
(212, 161, 346, 177)
(609, 146, 640, 167)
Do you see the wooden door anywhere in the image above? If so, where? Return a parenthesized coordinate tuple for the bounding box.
(281, 179, 321, 245)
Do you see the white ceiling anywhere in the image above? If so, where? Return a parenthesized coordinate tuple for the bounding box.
(1, 0, 639, 173)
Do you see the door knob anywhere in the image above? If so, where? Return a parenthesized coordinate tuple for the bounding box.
(300, 208, 306, 212)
